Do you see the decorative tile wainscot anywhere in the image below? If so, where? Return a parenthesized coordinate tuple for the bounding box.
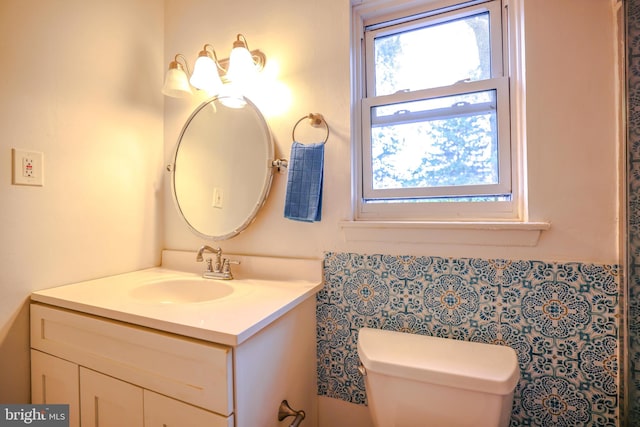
(316, 252, 620, 426)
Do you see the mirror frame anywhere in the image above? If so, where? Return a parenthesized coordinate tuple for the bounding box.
(170, 95, 275, 241)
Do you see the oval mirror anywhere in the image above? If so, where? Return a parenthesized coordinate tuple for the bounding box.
(171, 96, 274, 240)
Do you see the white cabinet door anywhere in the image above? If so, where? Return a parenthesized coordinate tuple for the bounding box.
(80, 368, 143, 427)
(143, 390, 233, 427)
(31, 350, 80, 427)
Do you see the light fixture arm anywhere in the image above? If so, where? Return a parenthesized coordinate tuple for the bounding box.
(171, 54, 191, 76)
(200, 44, 227, 74)
(234, 34, 249, 50)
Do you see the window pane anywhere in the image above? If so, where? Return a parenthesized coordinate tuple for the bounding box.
(374, 12, 491, 96)
(370, 90, 498, 191)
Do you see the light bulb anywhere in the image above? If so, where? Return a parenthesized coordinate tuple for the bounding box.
(226, 35, 259, 88)
(190, 52, 223, 96)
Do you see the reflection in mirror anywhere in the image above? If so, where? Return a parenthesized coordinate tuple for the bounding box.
(171, 96, 274, 240)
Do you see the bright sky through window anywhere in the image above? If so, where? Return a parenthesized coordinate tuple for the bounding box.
(374, 14, 488, 97)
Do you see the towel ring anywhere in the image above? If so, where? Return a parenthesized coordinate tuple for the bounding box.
(292, 113, 329, 144)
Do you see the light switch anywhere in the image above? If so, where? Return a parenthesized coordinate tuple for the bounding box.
(212, 187, 224, 208)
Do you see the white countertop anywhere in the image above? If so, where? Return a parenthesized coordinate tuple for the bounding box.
(31, 252, 323, 346)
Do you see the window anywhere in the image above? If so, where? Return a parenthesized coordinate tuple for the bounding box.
(353, 0, 518, 221)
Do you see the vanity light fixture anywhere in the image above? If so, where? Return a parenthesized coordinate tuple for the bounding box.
(162, 34, 267, 99)
(161, 54, 193, 98)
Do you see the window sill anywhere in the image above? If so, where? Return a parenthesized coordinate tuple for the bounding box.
(339, 220, 550, 247)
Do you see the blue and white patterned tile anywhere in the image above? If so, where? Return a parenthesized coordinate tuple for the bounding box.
(630, 1, 640, 424)
(317, 252, 620, 426)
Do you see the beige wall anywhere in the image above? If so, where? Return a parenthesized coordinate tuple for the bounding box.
(0, 0, 164, 401)
(0, 0, 617, 416)
(163, 0, 353, 258)
(164, 0, 619, 263)
(163, 0, 619, 424)
(523, 0, 620, 264)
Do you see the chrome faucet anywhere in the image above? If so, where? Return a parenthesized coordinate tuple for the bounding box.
(196, 245, 222, 271)
(195, 245, 239, 280)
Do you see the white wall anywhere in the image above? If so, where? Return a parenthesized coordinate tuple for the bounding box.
(0, 0, 164, 402)
(164, 0, 619, 263)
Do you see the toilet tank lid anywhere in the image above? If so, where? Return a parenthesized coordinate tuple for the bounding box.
(357, 328, 519, 395)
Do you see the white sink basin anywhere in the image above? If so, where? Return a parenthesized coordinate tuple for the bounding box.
(129, 278, 234, 303)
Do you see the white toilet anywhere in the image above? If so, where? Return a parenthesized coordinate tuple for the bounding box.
(357, 328, 519, 427)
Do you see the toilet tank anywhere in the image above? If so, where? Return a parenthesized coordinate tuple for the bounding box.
(357, 328, 519, 427)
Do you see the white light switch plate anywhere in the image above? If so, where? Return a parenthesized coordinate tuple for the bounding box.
(212, 187, 223, 208)
(12, 148, 44, 186)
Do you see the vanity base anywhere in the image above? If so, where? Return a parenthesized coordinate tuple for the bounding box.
(30, 298, 317, 427)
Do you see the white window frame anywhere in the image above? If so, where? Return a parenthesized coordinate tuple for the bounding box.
(352, 0, 523, 222)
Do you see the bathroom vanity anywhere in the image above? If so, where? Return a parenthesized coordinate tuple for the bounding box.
(29, 250, 322, 427)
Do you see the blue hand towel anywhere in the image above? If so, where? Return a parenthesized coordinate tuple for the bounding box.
(284, 141, 324, 222)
